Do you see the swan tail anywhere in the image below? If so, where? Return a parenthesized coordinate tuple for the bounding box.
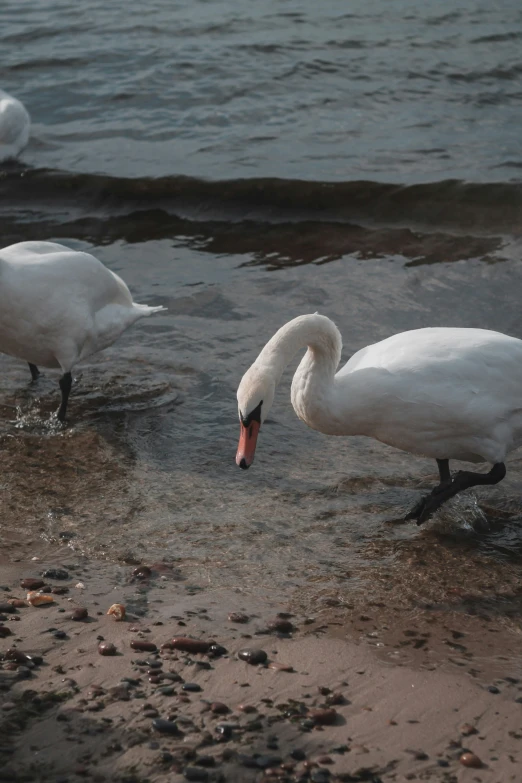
(132, 303, 167, 317)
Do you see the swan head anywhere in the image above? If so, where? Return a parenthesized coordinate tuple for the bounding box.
(236, 365, 275, 469)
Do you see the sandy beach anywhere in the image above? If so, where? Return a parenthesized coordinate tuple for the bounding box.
(1, 546, 521, 783)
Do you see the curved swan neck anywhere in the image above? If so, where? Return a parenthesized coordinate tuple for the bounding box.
(256, 314, 342, 382)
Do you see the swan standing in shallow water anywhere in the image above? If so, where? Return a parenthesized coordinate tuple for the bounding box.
(0, 241, 165, 420)
(0, 89, 30, 161)
(235, 313, 522, 524)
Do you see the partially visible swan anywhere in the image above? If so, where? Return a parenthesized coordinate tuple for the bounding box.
(0, 89, 30, 161)
(0, 241, 166, 420)
(235, 313, 522, 524)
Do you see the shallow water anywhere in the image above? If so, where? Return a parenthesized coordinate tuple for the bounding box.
(1, 1, 522, 639)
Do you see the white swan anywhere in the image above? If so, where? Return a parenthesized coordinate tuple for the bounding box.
(235, 313, 522, 524)
(0, 89, 30, 161)
(0, 241, 166, 420)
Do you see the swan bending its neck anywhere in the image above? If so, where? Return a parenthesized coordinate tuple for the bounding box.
(236, 314, 345, 466)
(235, 313, 520, 525)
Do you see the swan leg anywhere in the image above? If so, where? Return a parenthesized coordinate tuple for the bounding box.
(416, 462, 506, 526)
(404, 459, 452, 521)
(28, 363, 40, 381)
(57, 372, 72, 422)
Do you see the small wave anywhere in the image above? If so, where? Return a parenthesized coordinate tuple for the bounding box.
(0, 167, 521, 236)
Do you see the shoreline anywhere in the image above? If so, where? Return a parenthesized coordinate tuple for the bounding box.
(1, 546, 521, 783)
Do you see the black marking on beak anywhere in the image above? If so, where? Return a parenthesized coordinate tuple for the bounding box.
(240, 400, 262, 428)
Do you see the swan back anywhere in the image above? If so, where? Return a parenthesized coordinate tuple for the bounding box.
(0, 90, 30, 161)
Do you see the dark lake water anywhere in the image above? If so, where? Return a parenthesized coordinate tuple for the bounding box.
(1, 0, 522, 638)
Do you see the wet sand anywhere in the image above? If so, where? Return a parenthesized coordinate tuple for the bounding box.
(1, 549, 521, 783)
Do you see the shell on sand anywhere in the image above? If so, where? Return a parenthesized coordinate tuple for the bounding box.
(107, 603, 126, 621)
(26, 591, 54, 606)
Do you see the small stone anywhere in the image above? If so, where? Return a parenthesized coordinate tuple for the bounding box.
(325, 692, 345, 706)
(98, 642, 117, 656)
(52, 586, 69, 595)
(132, 565, 152, 579)
(291, 749, 306, 761)
(256, 755, 282, 769)
(210, 702, 229, 714)
(228, 612, 249, 623)
(130, 640, 157, 652)
(20, 579, 45, 590)
(27, 592, 54, 606)
(238, 648, 267, 665)
(54, 630, 67, 639)
(487, 685, 500, 694)
(215, 723, 234, 740)
(195, 755, 215, 767)
(266, 618, 294, 634)
(0, 626, 12, 637)
(107, 603, 126, 621)
(311, 770, 331, 782)
(267, 662, 293, 672)
(183, 767, 208, 782)
(316, 756, 333, 764)
(183, 683, 202, 692)
(170, 637, 210, 654)
(42, 569, 69, 580)
(208, 643, 227, 657)
(460, 723, 477, 736)
(152, 718, 180, 735)
(237, 704, 257, 713)
(8, 599, 28, 608)
(71, 608, 88, 621)
(460, 752, 483, 768)
(307, 708, 338, 725)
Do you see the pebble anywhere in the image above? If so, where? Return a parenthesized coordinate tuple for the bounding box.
(71, 608, 88, 621)
(208, 643, 227, 657)
(183, 683, 202, 692)
(325, 692, 345, 706)
(291, 749, 306, 761)
(237, 704, 257, 713)
(267, 662, 294, 672)
(5, 649, 31, 665)
(132, 565, 152, 579)
(307, 708, 338, 725)
(215, 723, 234, 740)
(0, 626, 12, 637)
(42, 568, 69, 580)
(158, 685, 175, 696)
(52, 586, 69, 595)
(130, 640, 157, 652)
(228, 612, 249, 623)
(183, 768, 208, 782)
(147, 660, 162, 668)
(256, 755, 282, 769)
(8, 599, 28, 608)
(487, 685, 500, 694)
(98, 642, 117, 656)
(152, 718, 180, 735)
(143, 709, 159, 718)
(311, 770, 331, 782)
(54, 631, 67, 639)
(266, 618, 294, 634)
(210, 702, 229, 714)
(460, 752, 483, 768)
(195, 755, 215, 767)
(237, 648, 267, 665)
(460, 723, 477, 736)
(170, 637, 210, 654)
(19, 579, 44, 590)
(316, 756, 333, 765)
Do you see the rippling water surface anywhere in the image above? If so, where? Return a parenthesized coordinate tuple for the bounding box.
(1, 0, 522, 637)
